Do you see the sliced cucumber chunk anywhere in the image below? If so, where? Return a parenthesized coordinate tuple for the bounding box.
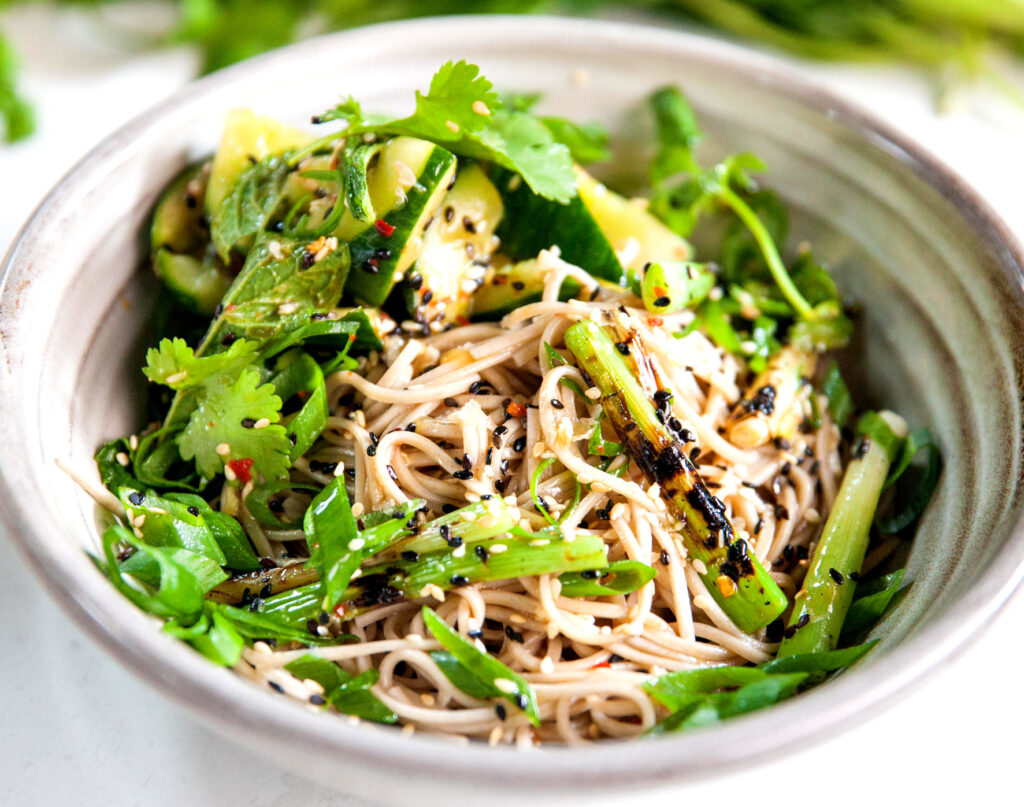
(343, 139, 457, 306)
(495, 166, 691, 285)
(404, 163, 504, 326)
(470, 259, 582, 321)
(151, 162, 234, 314)
(577, 169, 691, 272)
(206, 109, 309, 218)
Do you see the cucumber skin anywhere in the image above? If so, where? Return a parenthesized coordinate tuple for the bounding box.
(344, 148, 457, 306)
(492, 169, 625, 286)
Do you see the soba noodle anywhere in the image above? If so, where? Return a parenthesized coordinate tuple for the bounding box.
(216, 251, 850, 745)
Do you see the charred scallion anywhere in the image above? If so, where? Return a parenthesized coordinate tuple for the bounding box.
(565, 319, 787, 633)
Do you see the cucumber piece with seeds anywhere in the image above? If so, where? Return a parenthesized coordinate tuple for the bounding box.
(404, 163, 504, 325)
(150, 162, 235, 314)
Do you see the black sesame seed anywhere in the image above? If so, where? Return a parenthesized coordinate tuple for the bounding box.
(829, 567, 845, 585)
(766, 618, 785, 642)
(514, 693, 528, 710)
(551, 399, 564, 409)
(186, 505, 200, 517)
(408, 273, 423, 290)
(654, 295, 671, 307)
(513, 436, 526, 452)
(259, 583, 274, 599)
(796, 612, 811, 628)
(127, 491, 145, 506)
(475, 545, 489, 561)
(469, 380, 484, 394)
(422, 290, 434, 304)
(453, 469, 473, 480)
(386, 465, 398, 481)
(660, 549, 671, 566)
(495, 704, 507, 720)
(443, 205, 454, 222)
(268, 681, 285, 694)
(309, 694, 327, 706)
(444, 397, 458, 407)
(467, 629, 484, 639)
(442, 504, 457, 514)
(614, 341, 630, 355)
(366, 445, 377, 457)
(401, 550, 420, 562)
(512, 281, 525, 291)
(450, 575, 469, 586)
(504, 625, 525, 643)
(241, 417, 257, 428)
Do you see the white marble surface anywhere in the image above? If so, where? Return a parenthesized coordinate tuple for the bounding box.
(2, 6, 1023, 805)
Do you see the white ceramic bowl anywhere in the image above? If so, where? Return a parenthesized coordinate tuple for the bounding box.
(3, 15, 1024, 804)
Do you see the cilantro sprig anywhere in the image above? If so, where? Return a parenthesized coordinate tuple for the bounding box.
(303, 61, 578, 204)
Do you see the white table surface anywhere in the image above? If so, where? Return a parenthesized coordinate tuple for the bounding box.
(2, 6, 1023, 805)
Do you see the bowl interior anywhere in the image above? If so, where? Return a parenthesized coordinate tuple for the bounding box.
(3, 16, 1024, 801)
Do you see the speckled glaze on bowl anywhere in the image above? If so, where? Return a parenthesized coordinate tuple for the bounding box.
(2, 16, 1023, 805)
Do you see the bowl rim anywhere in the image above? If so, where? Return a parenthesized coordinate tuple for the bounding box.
(3, 13, 1024, 792)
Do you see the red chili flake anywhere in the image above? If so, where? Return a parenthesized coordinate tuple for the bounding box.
(647, 317, 663, 327)
(349, 333, 356, 342)
(297, 389, 309, 400)
(334, 603, 347, 618)
(505, 401, 527, 418)
(374, 219, 395, 237)
(590, 661, 611, 669)
(225, 304, 237, 313)
(227, 458, 253, 485)
(653, 286, 667, 298)
(455, 315, 470, 326)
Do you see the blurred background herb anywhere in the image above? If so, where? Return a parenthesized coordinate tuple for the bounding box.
(2, 0, 1024, 143)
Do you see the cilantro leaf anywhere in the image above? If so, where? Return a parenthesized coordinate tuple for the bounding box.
(143, 337, 260, 389)
(315, 60, 576, 203)
(179, 367, 291, 480)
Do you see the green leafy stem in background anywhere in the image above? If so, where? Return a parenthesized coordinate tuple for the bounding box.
(3, 0, 1024, 142)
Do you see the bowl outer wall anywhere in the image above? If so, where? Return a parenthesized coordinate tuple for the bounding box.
(1, 15, 1023, 802)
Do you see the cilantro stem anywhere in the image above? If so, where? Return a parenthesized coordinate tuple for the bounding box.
(716, 184, 815, 319)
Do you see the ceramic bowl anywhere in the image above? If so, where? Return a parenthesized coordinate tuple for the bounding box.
(2, 15, 1023, 805)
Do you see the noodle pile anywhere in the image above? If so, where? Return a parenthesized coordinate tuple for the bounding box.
(213, 249, 885, 746)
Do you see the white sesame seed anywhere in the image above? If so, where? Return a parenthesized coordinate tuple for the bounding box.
(224, 465, 237, 481)
(584, 386, 601, 400)
(421, 583, 445, 602)
(452, 544, 466, 558)
(540, 656, 555, 674)
(692, 559, 708, 575)
(509, 613, 526, 625)
(132, 514, 146, 528)
(420, 692, 437, 706)
(348, 538, 365, 551)
(267, 240, 285, 261)
(493, 677, 517, 694)
(472, 100, 491, 116)
(488, 726, 503, 746)
(216, 443, 231, 456)
(530, 539, 550, 547)
(351, 502, 364, 517)
(254, 418, 271, 429)
(277, 302, 299, 315)
(128, 435, 139, 451)
(489, 544, 508, 554)
(334, 462, 346, 477)
(445, 119, 460, 133)
(165, 371, 188, 385)
(115, 452, 130, 466)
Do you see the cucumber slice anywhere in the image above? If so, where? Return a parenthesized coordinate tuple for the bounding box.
(495, 166, 691, 284)
(404, 163, 504, 326)
(205, 109, 309, 217)
(154, 252, 234, 315)
(576, 169, 691, 271)
(343, 139, 457, 306)
(469, 259, 582, 321)
(151, 162, 234, 314)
